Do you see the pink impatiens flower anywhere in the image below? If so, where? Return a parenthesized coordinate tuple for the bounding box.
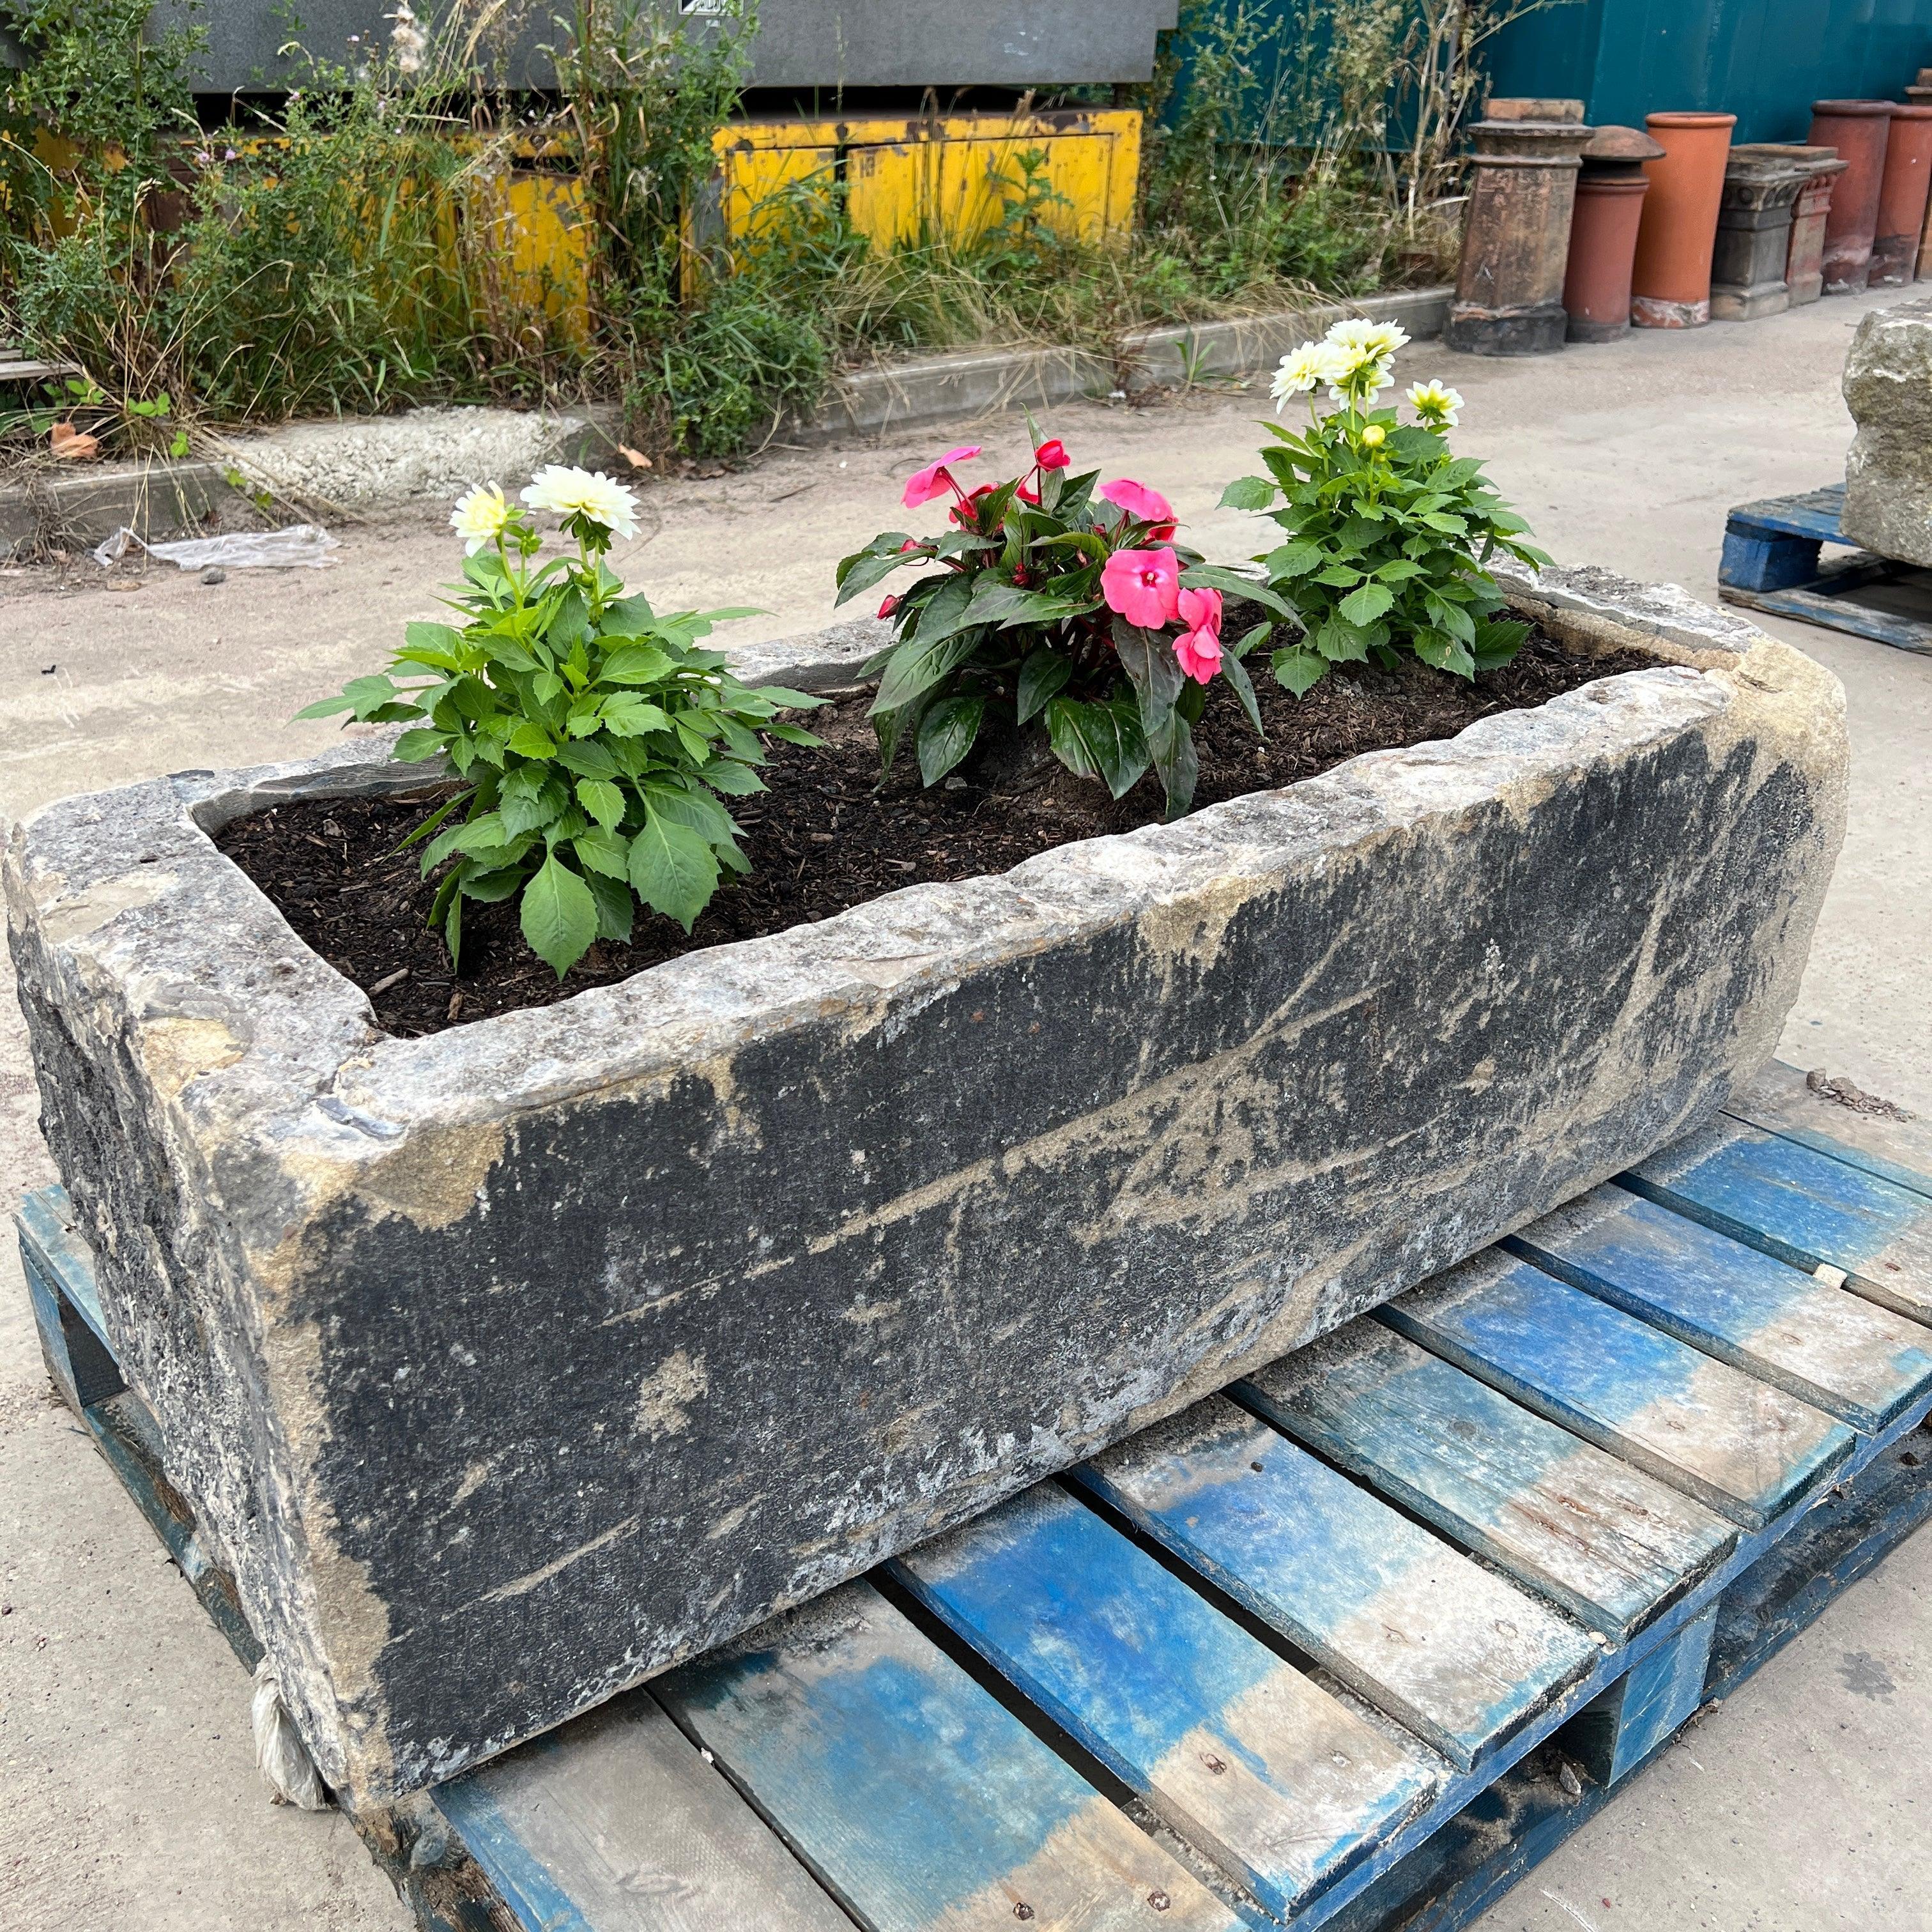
(1174, 586, 1223, 684)
(901, 445, 982, 508)
(1100, 478, 1177, 539)
(1101, 546, 1183, 627)
(1034, 438, 1070, 470)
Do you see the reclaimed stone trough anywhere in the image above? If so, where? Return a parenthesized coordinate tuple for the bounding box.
(4, 567, 1846, 1808)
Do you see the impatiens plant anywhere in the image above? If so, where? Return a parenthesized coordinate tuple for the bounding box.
(1221, 318, 1553, 697)
(834, 436, 1275, 815)
(296, 464, 823, 977)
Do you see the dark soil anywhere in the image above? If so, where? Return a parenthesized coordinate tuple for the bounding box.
(219, 627, 1658, 1037)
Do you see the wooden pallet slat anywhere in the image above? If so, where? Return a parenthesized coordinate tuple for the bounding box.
(440, 1696, 857, 1932)
(1381, 1254, 1855, 1530)
(893, 1482, 1441, 1921)
(1513, 1184, 1932, 1433)
(1724, 1061, 1932, 1205)
(1624, 1116, 1932, 1328)
(1241, 1321, 1737, 1641)
(1074, 1397, 1599, 1772)
(656, 1580, 1242, 1932)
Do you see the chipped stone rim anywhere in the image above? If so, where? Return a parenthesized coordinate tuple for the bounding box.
(6, 565, 1781, 1166)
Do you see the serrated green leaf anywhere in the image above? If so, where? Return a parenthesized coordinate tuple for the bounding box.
(457, 866, 526, 903)
(704, 760, 765, 795)
(584, 869, 636, 943)
(1262, 540, 1323, 580)
(390, 726, 447, 763)
(572, 827, 630, 878)
(507, 721, 555, 759)
(1272, 647, 1329, 696)
(1338, 582, 1394, 627)
(600, 643, 675, 686)
(916, 695, 986, 785)
(576, 778, 625, 828)
(1314, 615, 1372, 663)
(292, 694, 358, 720)
(1413, 630, 1476, 678)
(1219, 475, 1277, 510)
(628, 811, 719, 933)
(519, 854, 599, 978)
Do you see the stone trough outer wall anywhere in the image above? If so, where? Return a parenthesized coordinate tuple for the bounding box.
(4, 569, 1847, 1807)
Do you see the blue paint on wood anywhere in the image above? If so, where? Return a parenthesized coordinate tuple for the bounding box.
(1625, 1126, 1932, 1281)
(1732, 1114, 1932, 1208)
(1512, 1189, 1932, 1433)
(1563, 1602, 1719, 1788)
(1243, 1324, 1736, 1641)
(1074, 1399, 1596, 1770)
(894, 1485, 1277, 1779)
(17, 1186, 114, 1360)
(893, 1482, 1438, 1920)
(1381, 1257, 1855, 1529)
(658, 1581, 1234, 1931)
(1719, 525, 1822, 595)
(436, 1776, 598, 1932)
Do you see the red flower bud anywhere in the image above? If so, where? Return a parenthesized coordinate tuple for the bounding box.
(949, 483, 997, 526)
(1034, 438, 1070, 470)
(1017, 482, 1041, 506)
(877, 594, 900, 619)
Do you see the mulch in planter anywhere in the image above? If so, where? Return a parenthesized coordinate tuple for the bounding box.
(219, 627, 1658, 1036)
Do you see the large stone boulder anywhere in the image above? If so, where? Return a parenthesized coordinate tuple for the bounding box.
(4, 570, 1846, 1807)
(1841, 296, 1932, 566)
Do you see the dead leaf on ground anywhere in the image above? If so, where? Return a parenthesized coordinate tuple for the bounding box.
(49, 420, 102, 462)
(615, 442, 654, 472)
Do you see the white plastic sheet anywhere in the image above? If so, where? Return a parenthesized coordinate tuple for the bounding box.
(91, 523, 341, 570)
(251, 1656, 331, 1809)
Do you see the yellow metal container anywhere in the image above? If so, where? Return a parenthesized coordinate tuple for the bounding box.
(708, 107, 1143, 256)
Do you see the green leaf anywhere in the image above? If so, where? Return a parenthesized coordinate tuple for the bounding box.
(917, 695, 986, 785)
(704, 760, 765, 796)
(457, 866, 526, 903)
(834, 546, 914, 606)
(394, 791, 467, 854)
(643, 781, 738, 848)
(1230, 620, 1272, 660)
(556, 738, 618, 778)
(600, 643, 675, 686)
(404, 620, 465, 662)
(576, 778, 625, 828)
(500, 787, 562, 839)
(1015, 647, 1073, 724)
(1111, 618, 1184, 742)
(1045, 695, 1149, 799)
(1421, 511, 1469, 535)
(1338, 582, 1395, 628)
(293, 694, 357, 720)
(1313, 615, 1372, 663)
(749, 685, 828, 710)
(1262, 540, 1323, 580)
(572, 827, 630, 878)
(599, 695, 671, 737)
(628, 811, 720, 932)
(1472, 617, 1530, 669)
(519, 855, 599, 979)
(1413, 631, 1476, 678)
(598, 594, 658, 636)
(390, 728, 446, 763)
(1177, 565, 1298, 619)
(869, 628, 986, 717)
(1220, 648, 1265, 736)
(507, 721, 555, 759)
(1272, 647, 1329, 696)
(1425, 593, 1476, 644)
(585, 869, 636, 943)
(1218, 475, 1278, 510)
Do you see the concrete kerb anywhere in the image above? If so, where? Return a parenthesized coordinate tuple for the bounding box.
(788, 286, 1454, 444)
(0, 288, 1450, 556)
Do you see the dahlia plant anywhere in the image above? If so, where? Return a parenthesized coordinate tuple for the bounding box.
(298, 464, 822, 978)
(1222, 319, 1552, 696)
(836, 437, 1276, 815)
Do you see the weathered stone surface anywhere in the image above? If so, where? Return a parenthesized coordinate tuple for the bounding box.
(1841, 298, 1932, 567)
(4, 571, 1846, 1807)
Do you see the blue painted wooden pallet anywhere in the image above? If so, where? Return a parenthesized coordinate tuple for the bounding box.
(18, 1061, 1932, 1932)
(1717, 481, 1932, 655)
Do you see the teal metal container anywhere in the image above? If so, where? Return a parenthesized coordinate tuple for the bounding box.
(1485, 0, 1931, 146)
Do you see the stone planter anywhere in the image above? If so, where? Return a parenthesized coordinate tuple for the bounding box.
(1445, 98, 1593, 355)
(1710, 152, 1810, 320)
(1842, 295, 1932, 566)
(1729, 145, 1850, 305)
(5, 572, 1846, 1808)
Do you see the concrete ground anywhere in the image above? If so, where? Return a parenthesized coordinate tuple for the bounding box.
(1, 285, 1927, 1930)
